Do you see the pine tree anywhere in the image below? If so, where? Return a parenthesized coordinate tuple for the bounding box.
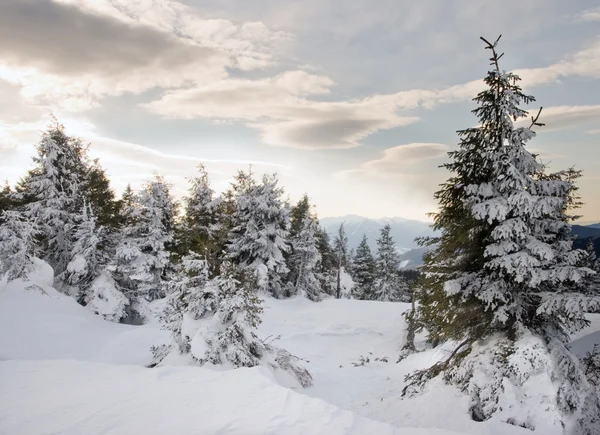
(407, 36, 600, 433)
(227, 172, 290, 298)
(333, 223, 348, 299)
(81, 159, 120, 229)
(351, 234, 376, 300)
(112, 176, 176, 315)
(153, 260, 313, 386)
(288, 195, 322, 301)
(374, 224, 408, 301)
(201, 263, 265, 367)
(0, 182, 16, 225)
(315, 225, 336, 296)
(18, 121, 88, 279)
(63, 203, 103, 296)
(151, 252, 213, 363)
(0, 210, 39, 280)
(177, 164, 222, 275)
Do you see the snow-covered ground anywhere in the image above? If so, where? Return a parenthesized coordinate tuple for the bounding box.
(1, 279, 598, 435)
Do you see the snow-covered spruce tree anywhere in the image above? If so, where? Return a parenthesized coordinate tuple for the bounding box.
(112, 176, 176, 318)
(351, 234, 376, 300)
(152, 260, 312, 387)
(374, 224, 408, 302)
(81, 158, 121, 230)
(333, 223, 349, 298)
(315, 225, 337, 296)
(18, 121, 88, 281)
(288, 195, 322, 301)
(150, 252, 213, 364)
(407, 36, 600, 433)
(0, 182, 17, 225)
(227, 172, 290, 298)
(177, 164, 223, 275)
(62, 201, 125, 321)
(63, 203, 103, 293)
(0, 210, 39, 280)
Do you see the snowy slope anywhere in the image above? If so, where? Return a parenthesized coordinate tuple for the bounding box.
(0, 359, 461, 435)
(2, 277, 590, 435)
(0, 282, 467, 435)
(0, 281, 168, 365)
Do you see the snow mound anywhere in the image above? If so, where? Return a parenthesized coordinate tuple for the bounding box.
(0, 359, 463, 435)
(0, 282, 167, 365)
(85, 271, 128, 322)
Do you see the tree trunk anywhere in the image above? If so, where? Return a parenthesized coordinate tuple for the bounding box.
(404, 296, 417, 352)
(336, 256, 341, 299)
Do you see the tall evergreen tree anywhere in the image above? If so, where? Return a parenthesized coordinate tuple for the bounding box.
(81, 159, 120, 229)
(288, 195, 322, 301)
(63, 203, 103, 296)
(18, 121, 88, 279)
(177, 164, 222, 275)
(351, 234, 376, 300)
(315, 225, 336, 296)
(227, 172, 290, 298)
(112, 176, 176, 315)
(374, 224, 408, 301)
(333, 223, 349, 299)
(407, 36, 600, 433)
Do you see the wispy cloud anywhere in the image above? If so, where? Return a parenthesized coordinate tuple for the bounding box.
(575, 6, 600, 22)
(334, 143, 449, 180)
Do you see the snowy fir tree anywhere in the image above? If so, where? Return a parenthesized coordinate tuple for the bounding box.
(315, 225, 337, 296)
(227, 172, 290, 298)
(0, 210, 39, 281)
(177, 164, 222, 275)
(199, 262, 264, 367)
(407, 36, 600, 433)
(18, 121, 88, 280)
(112, 176, 176, 316)
(150, 252, 213, 365)
(0, 181, 16, 224)
(374, 224, 408, 302)
(288, 195, 322, 301)
(202, 262, 312, 387)
(81, 159, 121, 229)
(63, 203, 104, 298)
(350, 234, 376, 300)
(333, 223, 349, 298)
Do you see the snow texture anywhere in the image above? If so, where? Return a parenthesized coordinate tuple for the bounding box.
(2, 269, 599, 434)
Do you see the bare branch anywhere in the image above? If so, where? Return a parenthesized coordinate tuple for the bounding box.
(529, 107, 545, 129)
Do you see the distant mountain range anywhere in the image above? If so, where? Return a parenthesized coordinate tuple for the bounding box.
(319, 215, 437, 252)
(572, 223, 600, 256)
(320, 215, 600, 269)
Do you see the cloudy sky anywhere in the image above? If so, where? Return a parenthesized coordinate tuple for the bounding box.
(1, 0, 599, 222)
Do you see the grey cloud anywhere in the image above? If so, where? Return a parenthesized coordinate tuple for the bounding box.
(0, 0, 220, 76)
(256, 117, 417, 149)
(275, 118, 386, 146)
